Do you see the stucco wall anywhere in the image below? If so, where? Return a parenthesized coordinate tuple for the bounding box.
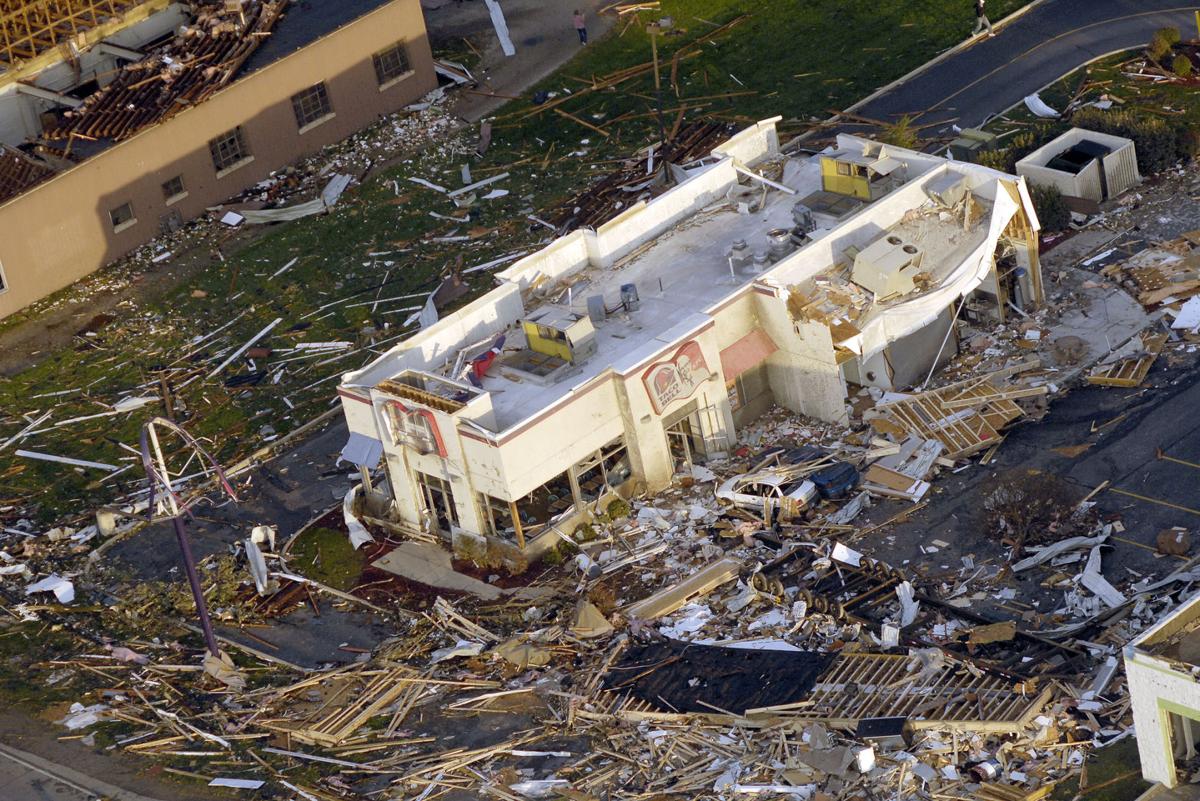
(1126, 650, 1200, 787)
(0, 0, 436, 319)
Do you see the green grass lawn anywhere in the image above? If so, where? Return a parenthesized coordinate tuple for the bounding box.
(0, 0, 1031, 525)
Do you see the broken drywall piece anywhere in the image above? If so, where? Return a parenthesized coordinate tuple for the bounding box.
(571, 601, 615, 639)
(26, 573, 74, 603)
(431, 640, 486, 663)
(896, 581, 919, 627)
(57, 702, 108, 730)
(111, 395, 158, 413)
(245, 537, 270, 595)
(831, 541, 863, 567)
(210, 778, 266, 789)
(1173, 296, 1200, 332)
(344, 486, 375, 550)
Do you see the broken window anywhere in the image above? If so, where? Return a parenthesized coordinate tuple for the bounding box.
(209, 127, 249, 172)
(415, 472, 456, 532)
(291, 82, 332, 128)
(836, 162, 852, 176)
(384, 404, 438, 454)
(506, 471, 574, 546)
(477, 493, 517, 541)
(373, 42, 411, 85)
(108, 202, 135, 230)
(573, 438, 631, 502)
(161, 175, 185, 201)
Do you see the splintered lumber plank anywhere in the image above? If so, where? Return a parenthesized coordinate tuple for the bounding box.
(624, 558, 740, 620)
(554, 108, 611, 137)
(940, 385, 1048, 409)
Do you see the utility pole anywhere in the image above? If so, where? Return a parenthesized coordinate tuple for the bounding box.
(139, 417, 239, 660)
(646, 20, 671, 185)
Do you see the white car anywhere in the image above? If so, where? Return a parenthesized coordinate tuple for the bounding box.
(715, 473, 819, 514)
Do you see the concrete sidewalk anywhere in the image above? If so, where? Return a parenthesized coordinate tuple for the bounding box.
(850, 1, 1199, 136)
(423, 0, 616, 122)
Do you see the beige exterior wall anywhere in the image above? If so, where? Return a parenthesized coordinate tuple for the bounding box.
(1126, 590, 1200, 788)
(0, 0, 436, 319)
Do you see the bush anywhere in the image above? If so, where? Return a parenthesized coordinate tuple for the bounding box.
(880, 114, 919, 150)
(1071, 107, 1188, 173)
(972, 126, 1059, 174)
(1158, 26, 1182, 46)
(605, 497, 632, 520)
(1148, 36, 1171, 64)
(1148, 28, 1180, 63)
(1030, 184, 1071, 232)
(1174, 54, 1193, 78)
(984, 469, 1084, 555)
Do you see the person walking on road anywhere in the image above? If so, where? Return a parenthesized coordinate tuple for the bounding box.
(573, 9, 588, 45)
(973, 0, 994, 37)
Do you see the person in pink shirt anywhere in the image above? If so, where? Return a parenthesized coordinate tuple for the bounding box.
(573, 10, 587, 45)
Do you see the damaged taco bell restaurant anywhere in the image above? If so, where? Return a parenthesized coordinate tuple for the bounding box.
(336, 118, 1044, 565)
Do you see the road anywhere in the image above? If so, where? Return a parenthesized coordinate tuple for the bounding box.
(852, 1, 1200, 135)
(0, 741, 167, 801)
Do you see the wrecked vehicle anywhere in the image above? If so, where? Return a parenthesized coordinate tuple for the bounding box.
(715, 472, 818, 514)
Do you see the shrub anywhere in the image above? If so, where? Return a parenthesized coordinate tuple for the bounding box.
(1158, 26, 1182, 46)
(984, 469, 1084, 555)
(972, 126, 1060, 174)
(605, 497, 632, 520)
(1147, 36, 1171, 64)
(880, 114, 919, 150)
(1148, 28, 1179, 63)
(1071, 107, 1187, 173)
(1174, 54, 1193, 78)
(1030, 184, 1071, 232)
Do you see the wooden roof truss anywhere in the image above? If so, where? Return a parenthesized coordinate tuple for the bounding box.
(0, 0, 148, 67)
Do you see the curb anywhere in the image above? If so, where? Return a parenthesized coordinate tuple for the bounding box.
(0, 741, 168, 801)
(844, 0, 1049, 115)
(783, 0, 1049, 149)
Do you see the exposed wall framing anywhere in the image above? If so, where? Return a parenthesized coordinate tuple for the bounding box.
(0, 0, 149, 67)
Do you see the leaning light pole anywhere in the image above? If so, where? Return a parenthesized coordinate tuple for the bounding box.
(139, 417, 239, 660)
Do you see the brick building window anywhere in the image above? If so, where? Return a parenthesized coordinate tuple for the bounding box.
(109, 202, 135, 231)
(291, 82, 332, 129)
(208, 127, 250, 173)
(372, 42, 411, 86)
(161, 175, 185, 201)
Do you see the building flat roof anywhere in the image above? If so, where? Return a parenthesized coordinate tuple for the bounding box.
(476, 158, 825, 431)
(350, 129, 1023, 438)
(242, 0, 396, 76)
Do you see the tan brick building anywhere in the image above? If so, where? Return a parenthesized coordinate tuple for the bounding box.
(0, 0, 437, 319)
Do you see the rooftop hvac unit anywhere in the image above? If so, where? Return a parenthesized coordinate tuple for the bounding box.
(925, 172, 969, 207)
(727, 238, 752, 272)
(948, 128, 999, 163)
(767, 228, 793, 262)
(792, 202, 815, 233)
(851, 233, 924, 298)
(620, 283, 640, 312)
(586, 295, 607, 324)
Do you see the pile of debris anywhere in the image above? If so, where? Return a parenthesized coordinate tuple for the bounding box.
(546, 120, 735, 231)
(46, 1, 286, 144)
